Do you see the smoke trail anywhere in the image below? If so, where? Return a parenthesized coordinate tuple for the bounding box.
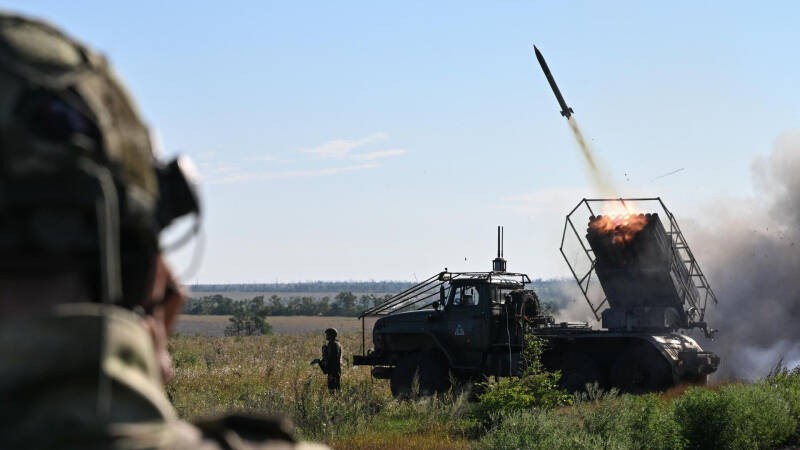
(689, 132, 800, 378)
(566, 116, 617, 197)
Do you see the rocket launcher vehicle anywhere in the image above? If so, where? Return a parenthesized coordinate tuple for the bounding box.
(561, 198, 718, 337)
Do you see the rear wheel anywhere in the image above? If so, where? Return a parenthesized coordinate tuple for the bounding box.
(610, 345, 673, 394)
(559, 352, 606, 394)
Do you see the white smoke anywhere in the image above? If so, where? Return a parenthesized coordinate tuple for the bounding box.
(689, 132, 800, 379)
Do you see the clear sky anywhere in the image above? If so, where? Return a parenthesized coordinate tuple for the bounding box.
(6, 1, 799, 283)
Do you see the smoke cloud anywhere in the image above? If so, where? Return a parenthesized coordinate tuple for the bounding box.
(690, 132, 800, 379)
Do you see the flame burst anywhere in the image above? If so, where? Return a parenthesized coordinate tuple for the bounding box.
(589, 214, 649, 245)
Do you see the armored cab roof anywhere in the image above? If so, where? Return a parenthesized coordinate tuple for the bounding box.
(360, 270, 531, 318)
(439, 271, 530, 286)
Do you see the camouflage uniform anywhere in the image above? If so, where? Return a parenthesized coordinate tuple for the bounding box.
(0, 12, 327, 450)
(0, 303, 326, 449)
(321, 328, 342, 391)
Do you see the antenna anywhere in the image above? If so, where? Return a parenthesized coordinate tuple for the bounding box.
(492, 226, 507, 273)
(497, 226, 501, 258)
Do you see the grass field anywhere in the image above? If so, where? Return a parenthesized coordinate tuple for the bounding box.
(175, 315, 379, 336)
(167, 331, 800, 449)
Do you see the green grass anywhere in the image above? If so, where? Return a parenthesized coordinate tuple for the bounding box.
(167, 333, 800, 449)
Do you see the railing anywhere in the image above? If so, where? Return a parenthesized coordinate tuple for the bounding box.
(559, 197, 719, 328)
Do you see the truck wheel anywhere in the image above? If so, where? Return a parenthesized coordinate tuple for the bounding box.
(610, 346, 672, 394)
(390, 354, 420, 399)
(417, 352, 451, 396)
(560, 352, 606, 393)
(390, 352, 451, 398)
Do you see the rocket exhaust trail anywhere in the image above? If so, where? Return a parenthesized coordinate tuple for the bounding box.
(567, 116, 616, 196)
(534, 45, 616, 196)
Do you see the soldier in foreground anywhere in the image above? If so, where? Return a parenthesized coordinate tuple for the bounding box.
(320, 328, 343, 391)
(0, 12, 325, 450)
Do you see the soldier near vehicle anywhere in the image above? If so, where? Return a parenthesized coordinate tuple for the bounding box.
(0, 12, 325, 450)
(319, 328, 343, 391)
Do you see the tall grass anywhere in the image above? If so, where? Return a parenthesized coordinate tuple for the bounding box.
(167, 333, 474, 446)
(168, 333, 800, 449)
(477, 376, 800, 450)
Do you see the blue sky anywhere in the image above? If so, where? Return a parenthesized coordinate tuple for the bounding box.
(7, 1, 799, 282)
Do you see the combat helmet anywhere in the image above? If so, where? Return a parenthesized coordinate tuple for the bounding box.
(0, 13, 200, 306)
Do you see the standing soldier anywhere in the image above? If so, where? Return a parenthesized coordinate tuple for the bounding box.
(0, 12, 325, 450)
(320, 328, 343, 391)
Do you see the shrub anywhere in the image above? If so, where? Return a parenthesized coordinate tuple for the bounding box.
(674, 383, 796, 450)
(625, 394, 684, 450)
(474, 409, 601, 450)
(767, 363, 800, 433)
(224, 312, 272, 336)
(480, 385, 685, 450)
(570, 388, 684, 450)
(673, 387, 731, 450)
(723, 383, 795, 449)
(475, 335, 571, 422)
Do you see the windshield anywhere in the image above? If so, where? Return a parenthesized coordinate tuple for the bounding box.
(493, 287, 517, 305)
(450, 285, 480, 307)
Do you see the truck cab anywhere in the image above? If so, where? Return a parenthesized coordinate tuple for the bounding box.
(355, 270, 537, 396)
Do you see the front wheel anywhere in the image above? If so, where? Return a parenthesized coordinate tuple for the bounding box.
(389, 352, 451, 399)
(390, 354, 418, 399)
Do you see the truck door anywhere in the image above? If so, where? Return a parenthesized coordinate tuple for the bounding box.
(445, 284, 488, 368)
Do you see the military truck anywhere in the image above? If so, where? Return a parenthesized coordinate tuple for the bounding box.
(353, 198, 720, 396)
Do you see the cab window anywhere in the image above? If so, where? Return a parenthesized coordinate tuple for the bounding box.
(450, 285, 480, 307)
(493, 288, 514, 305)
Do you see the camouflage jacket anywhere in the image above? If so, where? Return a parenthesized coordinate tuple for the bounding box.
(0, 303, 328, 450)
(320, 341, 342, 374)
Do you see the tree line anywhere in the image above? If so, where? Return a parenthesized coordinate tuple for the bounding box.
(182, 292, 391, 317)
(189, 281, 414, 294)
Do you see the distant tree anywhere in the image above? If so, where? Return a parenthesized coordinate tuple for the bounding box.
(269, 295, 285, 315)
(224, 311, 272, 336)
(300, 296, 315, 315)
(317, 297, 330, 316)
(358, 294, 374, 312)
(247, 296, 264, 313)
(335, 292, 357, 315)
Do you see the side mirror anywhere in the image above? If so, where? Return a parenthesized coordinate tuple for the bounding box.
(432, 301, 440, 311)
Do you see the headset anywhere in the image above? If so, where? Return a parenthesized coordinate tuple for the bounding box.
(0, 13, 204, 422)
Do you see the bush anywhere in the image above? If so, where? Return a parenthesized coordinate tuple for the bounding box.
(475, 335, 571, 422)
(767, 363, 800, 433)
(475, 409, 601, 450)
(674, 383, 796, 450)
(672, 388, 729, 449)
(224, 312, 272, 336)
(480, 385, 685, 450)
(624, 394, 684, 450)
